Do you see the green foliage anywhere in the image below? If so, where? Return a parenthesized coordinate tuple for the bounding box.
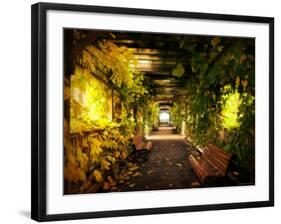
(150, 102, 160, 127)
(120, 71, 149, 108)
(172, 63, 185, 77)
(221, 86, 242, 130)
(82, 40, 136, 88)
(69, 66, 114, 133)
(64, 121, 135, 193)
(64, 33, 150, 193)
(146, 102, 160, 132)
(170, 102, 184, 131)
(179, 37, 255, 163)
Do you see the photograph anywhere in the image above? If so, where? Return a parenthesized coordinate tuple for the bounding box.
(63, 29, 255, 195)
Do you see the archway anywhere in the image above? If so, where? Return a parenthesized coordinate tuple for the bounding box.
(159, 110, 170, 126)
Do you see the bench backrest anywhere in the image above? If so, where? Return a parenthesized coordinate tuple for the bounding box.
(202, 143, 233, 176)
(133, 135, 143, 146)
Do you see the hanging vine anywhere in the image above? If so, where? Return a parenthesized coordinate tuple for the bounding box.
(174, 36, 255, 165)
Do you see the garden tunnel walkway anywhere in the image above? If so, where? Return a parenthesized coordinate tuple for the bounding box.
(63, 30, 255, 194)
(109, 127, 199, 192)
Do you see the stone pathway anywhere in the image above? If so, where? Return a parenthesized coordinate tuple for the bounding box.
(113, 127, 198, 192)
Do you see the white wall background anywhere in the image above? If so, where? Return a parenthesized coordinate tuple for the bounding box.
(0, 0, 279, 223)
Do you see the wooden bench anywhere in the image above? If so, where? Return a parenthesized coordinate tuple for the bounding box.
(133, 134, 152, 152)
(132, 135, 152, 161)
(188, 143, 234, 184)
(172, 126, 177, 134)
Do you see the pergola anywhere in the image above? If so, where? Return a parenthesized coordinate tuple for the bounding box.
(111, 32, 212, 109)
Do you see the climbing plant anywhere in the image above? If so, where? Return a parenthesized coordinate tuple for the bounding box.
(176, 36, 255, 164)
(170, 102, 184, 132)
(63, 31, 150, 193)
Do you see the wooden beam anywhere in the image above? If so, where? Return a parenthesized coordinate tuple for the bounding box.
(153, 84, 182, 88)
(131, 48, 186, 57)
(133, 55, 178, 61)
(152, 79, 181, 84)
(153, 97, 176, 101)
(154, 88, 185, 95)
(143, 73, 174, 79)
(114, 41, 180, 50)
(131, 64, 174, 72)
(159, 103, 172, 107)
(134, 60, 177, 66)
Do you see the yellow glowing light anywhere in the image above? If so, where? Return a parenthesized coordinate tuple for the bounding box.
(221, 89, 241, 130)
(138, 60, 151, 65)
(70, 67, 113, 132)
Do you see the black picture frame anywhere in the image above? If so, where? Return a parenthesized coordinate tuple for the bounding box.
(31, 2, 274, 222)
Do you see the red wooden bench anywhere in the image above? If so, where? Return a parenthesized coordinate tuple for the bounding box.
(132, 134, 152, 161)
(188, 143, 234, 185)
(133, 134, 152, 151)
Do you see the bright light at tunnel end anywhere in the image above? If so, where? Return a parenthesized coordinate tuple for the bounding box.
(159, 111, 170, 122)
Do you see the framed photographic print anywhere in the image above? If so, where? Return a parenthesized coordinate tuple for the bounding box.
(31, 2, 274, 222)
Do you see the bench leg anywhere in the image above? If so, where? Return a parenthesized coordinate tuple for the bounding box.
(204, 176, 216, 187)
(135, 150, 148, 162)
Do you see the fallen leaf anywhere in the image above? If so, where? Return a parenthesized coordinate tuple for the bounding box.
(129, 166, 138, 171)
(107, 176, 114, 183)
(110, 186, 118, 191)
(191, 181, 201, 188)
(79, 180, 92, 192)
(129, 183, 136, 188)
(85, 183, 101, 193)
(132, 171, 143, 177)
(211, 36, 220, 48)
(102, 181, 110, 191)
(93, 170, 103, 182)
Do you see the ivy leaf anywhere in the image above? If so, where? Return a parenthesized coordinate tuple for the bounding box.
(199, 63, 208, 76)
(121, 151, 128, 159)
(78, 169, 86, 181)
(217, 45, 224, 52)
(64, 87, 70, 100)
(101, 159, 111, 170)
(114, 151, 120, 159)
(93, 170, 103, 182)
(211, 37, 220, 48)
(172, 63, 185, 77)
(179, 38, 185, 49)
(184, 43, 197, 52)
(241, 80, 248, 88)
(109, 33, 116, 39)
(236, 76, 240, 86)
